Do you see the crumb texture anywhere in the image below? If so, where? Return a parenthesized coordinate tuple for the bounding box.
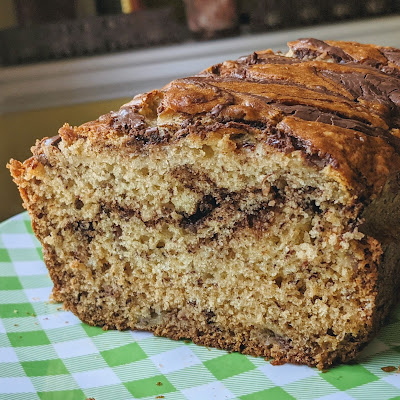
(8, 38, 400, 369)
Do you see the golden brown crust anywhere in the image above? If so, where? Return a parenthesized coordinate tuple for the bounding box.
(288, 38, 400, 73)
(275, 117, 399, 198)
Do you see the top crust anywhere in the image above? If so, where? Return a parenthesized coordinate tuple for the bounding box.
(55, 39, 400, 200)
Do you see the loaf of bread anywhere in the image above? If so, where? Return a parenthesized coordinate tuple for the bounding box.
(9, 39, 400, 369)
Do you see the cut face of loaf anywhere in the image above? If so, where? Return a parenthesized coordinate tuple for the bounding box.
(9, 39, 400, 369)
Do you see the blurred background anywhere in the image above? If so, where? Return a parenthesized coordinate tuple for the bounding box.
(1, 0, 400, 221)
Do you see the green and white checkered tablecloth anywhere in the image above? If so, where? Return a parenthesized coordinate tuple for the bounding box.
(1, 212, 400, 400)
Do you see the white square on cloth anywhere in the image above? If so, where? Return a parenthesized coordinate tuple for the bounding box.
(24, 287, 52, 303)
(72, 368, 120, 389)
(53, 337, 99, 359)
(13, 261, 48, 276)
(182, 381, 236, 400)
(0, 377, 36, 393)
(259, 362, 317, 386)
(0, 347, 19, 363)
(151, 346, 202, 374)
(1, 234, 36, 249)
(37, 311, 81, 330)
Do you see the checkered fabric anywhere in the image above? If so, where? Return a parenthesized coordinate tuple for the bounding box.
(1, 212, 400, 400)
